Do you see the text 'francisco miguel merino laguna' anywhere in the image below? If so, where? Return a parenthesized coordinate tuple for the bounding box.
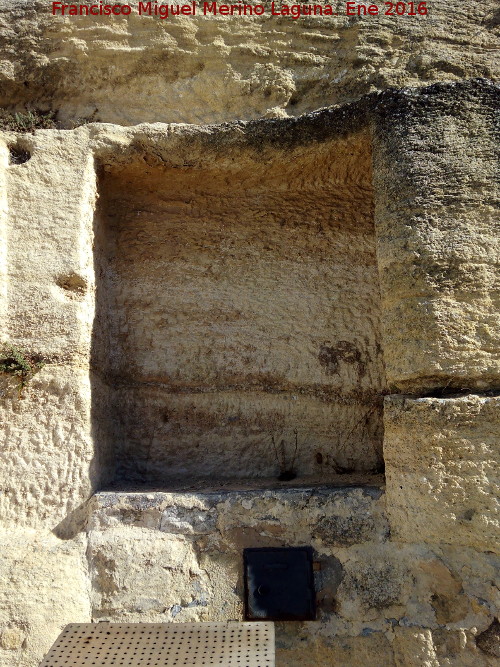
(51, 2, 429, 19)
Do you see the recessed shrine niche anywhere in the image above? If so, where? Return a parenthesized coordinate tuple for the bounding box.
(92, 128, 386, 488)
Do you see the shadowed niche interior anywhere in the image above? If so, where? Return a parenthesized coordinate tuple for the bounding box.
(91, 129, 386, 489)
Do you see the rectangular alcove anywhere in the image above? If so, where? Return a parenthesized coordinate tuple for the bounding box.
(91, 128, 386, 488)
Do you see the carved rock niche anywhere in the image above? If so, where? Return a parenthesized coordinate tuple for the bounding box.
(92, 128, 386, 487)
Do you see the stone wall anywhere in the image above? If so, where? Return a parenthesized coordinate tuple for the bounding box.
(86, 486, 498, 666)
(0, 1, 498, 125)
(0, 80, 498, 666)
(94, 129, 385, 482)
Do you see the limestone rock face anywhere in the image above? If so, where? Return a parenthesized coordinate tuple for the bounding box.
(384, 394, 500, 552)
(0, 1, 498, 125)
(476, 619, 500, 659)
(94, 127, 385, 481)
(0, 78, 499, 667)
(0, 527, 91, 667)
(372, 83, 500, 393)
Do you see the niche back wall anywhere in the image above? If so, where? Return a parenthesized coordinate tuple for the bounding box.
(93, 130, 386, 484)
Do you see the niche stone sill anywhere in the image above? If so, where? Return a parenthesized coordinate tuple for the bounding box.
(101, 473, 385, 495)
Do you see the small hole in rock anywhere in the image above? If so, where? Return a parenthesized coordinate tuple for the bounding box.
(56, 272, 87, 294)
(9, 145, 31, 165)
(278, 471, 297, 481)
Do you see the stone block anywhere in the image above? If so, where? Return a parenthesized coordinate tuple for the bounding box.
(0, 526, 90, 667)
(384, 395, 500, 551)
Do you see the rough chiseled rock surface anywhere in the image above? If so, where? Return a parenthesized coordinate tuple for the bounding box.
(0, 69, 498, 667)
(372, 82, 500, 392)
(95, 128, 386, 482)
(384, 394, 500, 553)
(0, 527, 91, 667)
(0, 1, 498, 125)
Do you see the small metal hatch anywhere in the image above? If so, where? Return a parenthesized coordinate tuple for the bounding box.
(244, 547, 316, 621)
(38, 622, 275, 667)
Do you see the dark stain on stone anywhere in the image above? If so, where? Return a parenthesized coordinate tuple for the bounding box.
(315, 555, 343, 614)
(92, 551, 120, 599)
(356, 564, 402, 609)
(484, 9, 500, 29)
(313, 513, 376, 547)
(476, 619, 500, 658)
(431, 591, 470, 625)
(9, 144, 31, 165)
(318, 341, 366, 378)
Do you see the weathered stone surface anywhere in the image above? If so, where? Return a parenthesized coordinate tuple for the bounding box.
(373, 82, 500, 392)
(393, 628, 441, 667)
(336, 544, 411, 620)
(3, 129, 96, 362)
(0, 127, 112, 531)
(0, 79, 499, 667)
(0, 526, 91, 667)
(276, 631, 396, 667)
(384, 394, 500, 552)
(2, 82, 497, 518)
(0, 1, 498, 126)
(0, 626, 25, 650)
(393, 627, 500, 667)
(94, 127, 385, 481)
(88, 486, 388, 627)
(418, 558, 471, 626)
(476, 619, 500, 659)
(87, 488, 499, 666)
(0, 367, 107, 528)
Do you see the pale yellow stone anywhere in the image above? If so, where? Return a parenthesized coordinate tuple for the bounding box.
(393, 628, 440, 667)
(0, 526, 91, 667)
(0, 1, 498, 125)
(384, 395, 500, 552)
(0, 45, 498, 667)
(0, 626, 25, 650)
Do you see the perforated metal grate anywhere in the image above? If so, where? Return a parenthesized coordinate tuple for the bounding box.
(39, 622, 275, 667)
